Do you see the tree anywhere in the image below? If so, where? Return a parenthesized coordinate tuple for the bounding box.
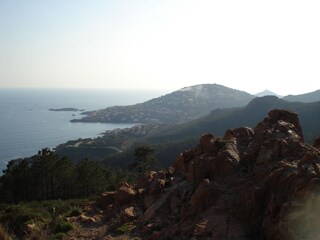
(128, 145, 158, 174)
(0, 148, 130, 203)
(0, 159, 31, 202)
(30, 148, 61, 199)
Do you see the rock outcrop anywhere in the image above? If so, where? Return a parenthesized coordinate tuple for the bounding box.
(98, 109, 320, 240)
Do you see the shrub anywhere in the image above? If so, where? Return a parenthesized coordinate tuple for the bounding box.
(65, 206, 82, 217)
(54, 219, 73, 234)
(51, 232, 66, 240)
(39, 199, 84, 217)
(0, 205, 49, 236)
(115, 223, 135, 235)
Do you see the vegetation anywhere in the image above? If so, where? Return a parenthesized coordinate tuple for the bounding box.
(51, 232, 67, 240)
(56, 97, 320, 172)
(0, 148, 130, 203)
(53, 218, 73, 234)
(115, 223, 136, 235)
(72, 84, 254, 124)
(65, 205, 82, 217)
(0, 203, 49, 236)
(0, 199, 85, 238)
(0, 147, 139, 238)
(128, 145, 158, 174)
(55, 124, 164, 163)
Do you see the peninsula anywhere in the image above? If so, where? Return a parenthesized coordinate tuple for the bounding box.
(49, 108, 84, 112)
(71, 84, 254, 124)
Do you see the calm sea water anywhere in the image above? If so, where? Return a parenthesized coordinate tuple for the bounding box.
(0, 88, 165, 172)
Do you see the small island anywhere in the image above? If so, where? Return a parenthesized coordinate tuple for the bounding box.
(49, 108, 85, 112)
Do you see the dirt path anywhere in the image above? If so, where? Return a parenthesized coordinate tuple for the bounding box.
(66, 204, 139, 240)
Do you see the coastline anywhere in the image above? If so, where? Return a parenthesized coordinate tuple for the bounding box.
(49, 108, 85, 112)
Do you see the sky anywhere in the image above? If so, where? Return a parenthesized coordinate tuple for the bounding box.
(0, 0, 319, 96)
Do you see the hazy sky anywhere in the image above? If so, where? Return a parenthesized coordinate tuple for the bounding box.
(0, 0, 319, 95)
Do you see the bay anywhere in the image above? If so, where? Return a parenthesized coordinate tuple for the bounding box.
(0, 88, 165, 172)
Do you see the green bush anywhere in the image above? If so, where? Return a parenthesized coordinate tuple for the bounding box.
(65, 205, 82, 217)
(39, 199, 85, 216)
(0, 200, 86, 239)
(54, 219, 73, 234)
(115, 223, 135, 235)
(51, 232, 66, 240)
(0, 204, 49, 236)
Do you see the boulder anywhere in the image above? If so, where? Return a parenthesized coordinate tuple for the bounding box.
(214, 139, 240, 177)
(115, 182, 137, 206)
(121, 206, 138, 222)
(98, 191, 116, 207)
(198, 133, 215, 153)
(174, 149, 195, 173)
(255, 109, 304, 141)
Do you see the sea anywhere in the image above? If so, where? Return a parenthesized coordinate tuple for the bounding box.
(0, 88, 165, 173)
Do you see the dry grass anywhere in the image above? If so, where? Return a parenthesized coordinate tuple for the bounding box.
(0, 225, 13, 240)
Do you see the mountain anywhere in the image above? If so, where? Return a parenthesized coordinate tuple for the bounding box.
(127, 96, 320, 166)
(255, 89, 282, 97)
(56, 96, 320, 168)
(283, 89, 320, 102)
(97, 110, 320, 239)
(137, 96, 319, 147)
(71, 84, 254, 124)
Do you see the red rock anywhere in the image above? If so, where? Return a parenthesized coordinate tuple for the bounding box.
(80, 214, 96, 224)
(98, 191, 116, 206)
(151, 231, 161, 240)
(143, 195, 155, 209)
(115, 182, 136, 206)
(314, 137, 320, 149)
(170, 196, 180, 215)
(214, 139, 240, 177)
(97, 110, 320, 240)
(255, 109, 304, 141)
(148, 178, 166, 195)
(174, 149, 195, 173)
(187, 156, 211, 183)
(224, 126, 255, 140)
(190, 179, 210, 210)
(124, 207, 136, 217)
(137, 171, 157, 187)
(167, 166, 175, 175)
(120, 206, 137, 222)
(199, 133, 215, 152)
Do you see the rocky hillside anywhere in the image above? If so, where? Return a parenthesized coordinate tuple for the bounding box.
(94, 110, 320, 239)
(143, 96, 320, 145)
(71, 84, 254, 124)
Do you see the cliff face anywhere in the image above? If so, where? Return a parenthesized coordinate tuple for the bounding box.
(99, 109, 320, 240)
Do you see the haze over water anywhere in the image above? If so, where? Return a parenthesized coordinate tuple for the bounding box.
(0, 88, 165, 172)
